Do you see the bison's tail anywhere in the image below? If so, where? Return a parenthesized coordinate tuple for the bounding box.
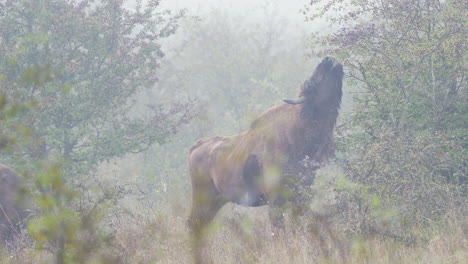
(189, 138, 209, 155)
(189, 136, 227, 155)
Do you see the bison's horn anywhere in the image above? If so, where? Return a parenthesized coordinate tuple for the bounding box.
(283, 97, 306, 105)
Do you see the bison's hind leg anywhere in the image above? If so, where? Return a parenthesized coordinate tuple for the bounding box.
(187, 177, 226, 264)
(187, 190, 226, 232)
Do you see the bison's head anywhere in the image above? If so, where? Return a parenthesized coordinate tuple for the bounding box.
(283, 57, 343, 107)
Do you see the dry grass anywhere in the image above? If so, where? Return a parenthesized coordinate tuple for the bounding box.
(1, 161, 465, 264)
(108, 202, 466, 264)
(0, 200, 466, 264)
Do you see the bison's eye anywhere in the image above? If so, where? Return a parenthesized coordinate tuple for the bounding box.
(303, 80, 311, 91)
(304, 79, 318, 94)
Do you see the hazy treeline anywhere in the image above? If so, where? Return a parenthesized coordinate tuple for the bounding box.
(0, 0, 466, 263)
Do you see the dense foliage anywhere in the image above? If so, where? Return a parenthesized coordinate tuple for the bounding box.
(0, 0, 194, 179)
(305, 0, 466, 236)
(0, 1, 192, 262)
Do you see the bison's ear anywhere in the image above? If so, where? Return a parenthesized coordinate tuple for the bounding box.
(283, 97, 306, 105)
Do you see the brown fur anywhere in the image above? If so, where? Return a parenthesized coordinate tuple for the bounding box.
(187, 57, 344, 263)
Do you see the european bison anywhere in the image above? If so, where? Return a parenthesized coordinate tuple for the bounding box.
(188, 57, 343, 263)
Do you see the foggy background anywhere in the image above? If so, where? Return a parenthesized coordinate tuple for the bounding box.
(0, 0, 465, 262)
(108, 0, 351, 210)
(112, 0, 323, 187)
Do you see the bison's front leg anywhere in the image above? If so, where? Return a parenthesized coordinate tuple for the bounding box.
(267, 177, 311, 234)
(268, 196, 286, 231)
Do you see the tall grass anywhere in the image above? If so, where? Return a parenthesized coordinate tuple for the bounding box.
(0, 163, 465, 264)
(0, 196, 466, 263)
(112, 204, 466, 264)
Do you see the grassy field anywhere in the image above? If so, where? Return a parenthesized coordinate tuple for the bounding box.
(0, 162, 466, 264)
(113, 205, 466, 264)
(0, 194, 466, 263)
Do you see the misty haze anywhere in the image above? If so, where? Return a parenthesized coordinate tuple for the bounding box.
(0, 0, 465, 263)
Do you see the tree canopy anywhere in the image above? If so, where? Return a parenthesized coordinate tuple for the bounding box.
(0, 0, 194, 178)
(305, 0, 466, 232)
